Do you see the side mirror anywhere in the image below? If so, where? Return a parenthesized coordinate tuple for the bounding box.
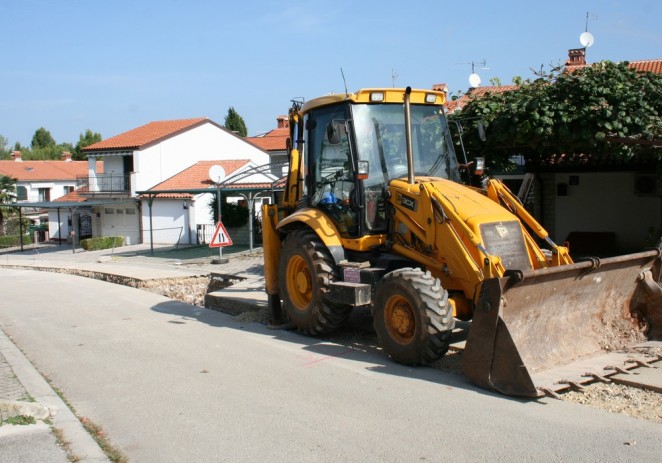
(326, 121, 343, 145)
(477, 121, 486, 142)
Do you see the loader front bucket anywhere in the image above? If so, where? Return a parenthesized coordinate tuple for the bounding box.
(462, 249, 662, 397)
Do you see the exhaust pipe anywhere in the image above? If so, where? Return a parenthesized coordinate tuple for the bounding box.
(403, 86, 415, 185)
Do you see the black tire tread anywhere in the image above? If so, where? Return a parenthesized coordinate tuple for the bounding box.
(374, 267, 454, 365)
(279, 228, 352, 336)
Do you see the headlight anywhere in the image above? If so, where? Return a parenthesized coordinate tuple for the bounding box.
(370, 92, 384, 102)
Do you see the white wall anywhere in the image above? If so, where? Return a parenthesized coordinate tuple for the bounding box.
(47, 209, 71, 241)
(553, 172, 661, 251)
(141, 194, 229, 245)
(19, 180, 75, 203)
(141, 199, 191, 244)
(133, 123, 270, 193)
(193, 192, 215, 225)
(100, 204, 141, 245)
(102, 156, 125, 175)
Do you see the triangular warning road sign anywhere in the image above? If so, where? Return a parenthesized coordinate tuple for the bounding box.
(209, 221, 233, 248)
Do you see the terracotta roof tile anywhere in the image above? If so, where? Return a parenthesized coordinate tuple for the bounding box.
(465, 85, 519, 97)
(222, 182, 275, 190)
(0, 160, 103, 181)
(83, 118, 208, 152)
(54, 189, 87, 203)
(564, 59, 662, 74)
(148, 160, 252, 197)
(444, 85, 519, 113)
(443, 58, 662, 115)
(629, 59, 662, 74)
(246, 127, 288, 152)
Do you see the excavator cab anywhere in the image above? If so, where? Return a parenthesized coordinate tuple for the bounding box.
(299, 90, 461, 239)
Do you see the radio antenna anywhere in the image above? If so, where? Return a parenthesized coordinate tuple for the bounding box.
(340, 68, 349, 96)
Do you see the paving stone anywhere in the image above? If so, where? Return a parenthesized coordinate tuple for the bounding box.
(0, 352, 29, 402)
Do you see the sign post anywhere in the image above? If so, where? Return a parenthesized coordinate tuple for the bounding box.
(209, 165, 228, 264)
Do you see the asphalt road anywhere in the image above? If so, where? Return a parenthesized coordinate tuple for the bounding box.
(1, 268, 661, 462)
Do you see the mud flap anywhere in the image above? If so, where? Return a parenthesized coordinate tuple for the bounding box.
(462, 249, 662, 397)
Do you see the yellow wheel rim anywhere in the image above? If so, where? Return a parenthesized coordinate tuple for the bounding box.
(286, 255, 312, 311)
(384, 295, 415, 345)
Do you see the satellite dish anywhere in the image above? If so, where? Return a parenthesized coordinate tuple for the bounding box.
(469, 73, 482, 88)
(208, 165, 226, 184)
(579, 31, 594, 48)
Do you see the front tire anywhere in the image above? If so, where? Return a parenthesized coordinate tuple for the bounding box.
(373, 268, 454, 365)
(278, 228, 351, 335)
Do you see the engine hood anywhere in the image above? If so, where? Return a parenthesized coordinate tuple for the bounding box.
(391, 177, 520, 227)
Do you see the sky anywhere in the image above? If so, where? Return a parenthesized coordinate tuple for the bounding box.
(1, 0, 661, 148)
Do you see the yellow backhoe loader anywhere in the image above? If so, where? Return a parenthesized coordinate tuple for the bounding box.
(261, 87, 662, 397)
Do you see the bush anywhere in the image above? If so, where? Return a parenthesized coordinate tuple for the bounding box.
(80, 236, 124, 251)
(207, 197, 249, 228)
(0, 234, 33, 247)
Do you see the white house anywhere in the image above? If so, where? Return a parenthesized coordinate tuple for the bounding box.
(143, 159, 278, 246)
(0, 151, 98, 204)
(74, 117, 271, 246)
(246, 116, 289, 177)
(0, 151, 103, 239)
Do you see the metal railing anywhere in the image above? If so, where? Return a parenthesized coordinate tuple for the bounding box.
(76, 173, 130, 193)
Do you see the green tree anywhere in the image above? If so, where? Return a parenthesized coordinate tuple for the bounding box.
(22, 145, 62, 160)
(19, 127, 78, 160)
(31, 127, 56, 149)
(0, 135, 9, 159)
(452, 61, 662, 170)
(0, 175, 17, 233)
(224, 107, 248, 137)
(74, 129, 102, 160)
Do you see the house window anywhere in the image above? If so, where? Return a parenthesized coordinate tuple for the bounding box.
(116, 209, 124, 214)
(38, 188, 50, 202)
(104, 208, 114, 214)
(16, 186, 27, 201)
(63, 186, 74, 195)
(125, 208, 136, 215)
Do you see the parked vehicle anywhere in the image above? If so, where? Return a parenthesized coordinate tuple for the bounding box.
(262, 87, 662, 397)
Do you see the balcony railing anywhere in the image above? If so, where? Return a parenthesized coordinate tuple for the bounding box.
(77, 173, 130, 194)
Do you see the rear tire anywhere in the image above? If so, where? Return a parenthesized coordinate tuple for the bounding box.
(373, 268, 454, 365)
(278, 228, 352, 335)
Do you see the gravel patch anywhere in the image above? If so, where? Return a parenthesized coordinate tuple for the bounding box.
(563, 383, 662, 424)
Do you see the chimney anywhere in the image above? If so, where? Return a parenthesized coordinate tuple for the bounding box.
(11, 150, 22, 162)
(61, 151, 73, 162)
(565, 48, 586, 67)
(276, 116, 289, 129)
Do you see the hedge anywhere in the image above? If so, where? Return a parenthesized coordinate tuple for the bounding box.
(80, 236, 125, 251)
(0, 234, 33, 247)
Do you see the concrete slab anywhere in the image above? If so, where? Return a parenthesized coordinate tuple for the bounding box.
(205, 287, 267, 316)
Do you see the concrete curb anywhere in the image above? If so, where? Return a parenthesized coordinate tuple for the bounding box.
(0, 329, 110, 462)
